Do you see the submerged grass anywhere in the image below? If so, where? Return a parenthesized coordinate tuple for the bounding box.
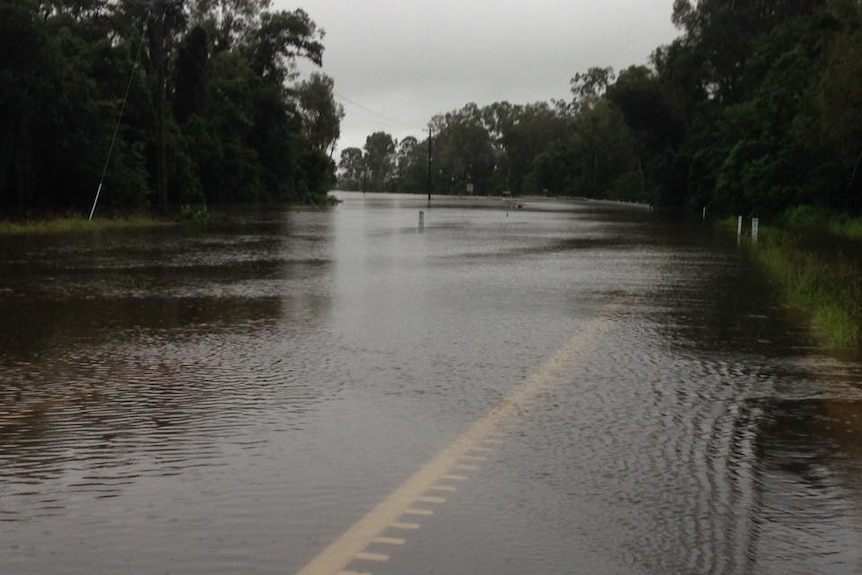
(0, 214, 173, 235)
(754, 237, 861, 351)
(728, 206, 862, 353)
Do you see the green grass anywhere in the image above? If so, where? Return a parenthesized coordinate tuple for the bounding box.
(718, 215, 739, 232)
(751, 231, 861, 352)
(781, 205, 862, 240)
(829, 217, 862, 239)
(0, 214, 173, 235)
(717, 205, 862, 353)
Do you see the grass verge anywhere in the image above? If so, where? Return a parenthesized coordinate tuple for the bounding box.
(0, 215, 173, 235)
(781, 205, 862, 240)
(728, 206, 862, 353)
(753, 236, 861, 351)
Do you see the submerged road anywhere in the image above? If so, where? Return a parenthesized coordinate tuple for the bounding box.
(1, 193, 860, 574)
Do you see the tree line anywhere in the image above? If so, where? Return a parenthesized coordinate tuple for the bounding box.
(339, 0, 862, 218)
(0, 0, 344, 216)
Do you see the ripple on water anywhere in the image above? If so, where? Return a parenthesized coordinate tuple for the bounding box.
(1, 202, 861, 574)
(0, 313, 344, 527)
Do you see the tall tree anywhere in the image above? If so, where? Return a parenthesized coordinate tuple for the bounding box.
(430, 103, 496, 194)
(671, 0, 821, 103)
(0, 0, 58, 211)
(363, 131, 395, 193)
(812, 0, 862, 211)
(296, 72, 344, 157)
(173, 24, 210, 124)
(247, 8, 323, 85)
(0, 0, 337, 216)
(394, 135, 430, 192)
(337, 146, 364, 190)
(570, 66, 616, 108)
(189, 0, 271, 51)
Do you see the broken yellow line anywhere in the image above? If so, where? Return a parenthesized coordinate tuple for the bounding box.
(427, 485, 457, 492)
(415, 495, 447, 504)
(389, 522, 420, 530)
(440, 474, 468, 482)
(403, 508, 434, 516)
(295, 301, 620, 575)
(372, 537, 406, 546)
(355, 552, 388, 563)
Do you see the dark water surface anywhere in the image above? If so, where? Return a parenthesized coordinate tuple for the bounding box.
(1, 193, 860, 574)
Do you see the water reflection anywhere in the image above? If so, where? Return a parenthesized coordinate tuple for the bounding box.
(0, 209, 337, 531)
(630, 226, 862, 573)
(0, 197, 860, 574)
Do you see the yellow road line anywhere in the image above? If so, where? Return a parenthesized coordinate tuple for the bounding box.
(389, 522, 420, 530)
(355, 552, 388, 563)
(295, 301, 620, 575)
(372, 537, 406, 546)
(451, 464, 478, 471)
(427, 485, 457, 492)
(440, 474, 468, 482)
(403, 508, 434, 516)
(415, 496, 447, 504)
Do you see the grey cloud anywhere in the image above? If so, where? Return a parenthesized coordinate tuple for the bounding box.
(281, 0, 679, 151)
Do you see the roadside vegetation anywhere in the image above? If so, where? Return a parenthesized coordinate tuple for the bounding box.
(726, 207, 862, 353)
(0, 214, 173, 235)
(342, 0, 861, 224)
(337, 0, 862, 355)
(3, 2, 860, 350)
(1, 0, 342, 219)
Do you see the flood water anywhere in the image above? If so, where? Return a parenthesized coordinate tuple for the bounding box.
(1, 193, 860, 574)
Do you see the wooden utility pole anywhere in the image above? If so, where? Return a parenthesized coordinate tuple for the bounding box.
(153, 0, 169, 214)
(427, 126, 432, 204)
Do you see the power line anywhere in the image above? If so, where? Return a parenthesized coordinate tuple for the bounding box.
(334, 91, 425, 133)
(88, 3, 151, 220)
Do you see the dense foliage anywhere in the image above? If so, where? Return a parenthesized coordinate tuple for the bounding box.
(342, 0, 862, 218)
(0, 0, 341, 216)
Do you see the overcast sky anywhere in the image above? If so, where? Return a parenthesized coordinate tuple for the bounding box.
(276, 0, 681, 153)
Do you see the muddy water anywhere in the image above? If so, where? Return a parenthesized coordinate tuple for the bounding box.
(1, 194, 860, 574)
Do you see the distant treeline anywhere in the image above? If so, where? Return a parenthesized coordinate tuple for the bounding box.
(341, 0, 862, 218)
(0, 0, 344, 216)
